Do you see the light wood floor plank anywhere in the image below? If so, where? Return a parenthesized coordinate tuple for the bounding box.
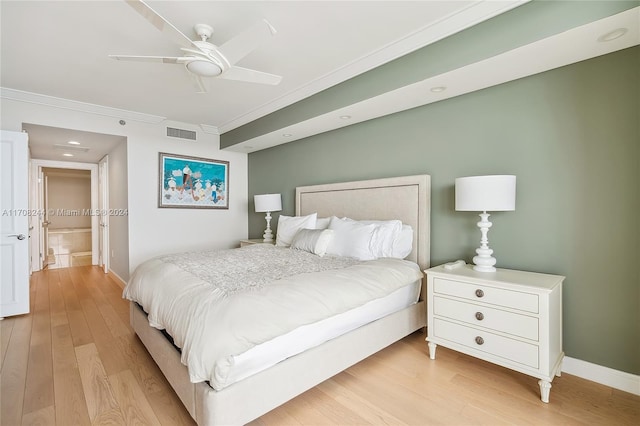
(1, 316, 15, 370)
(51, 320, 91, 425)
(59, 269, 93, 347)
(0, 312, 32, 426)
(108, 369, 161, 426)
(21, 404, 55, 426)
(22, 273, 54, 416)
(74, 343, 125, 425)
(79, 298, 129, 375)
(2, 266, 639, 426)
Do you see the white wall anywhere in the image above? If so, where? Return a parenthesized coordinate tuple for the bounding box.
(1, 96, 249, 276)
(107, 141, 130, 281)
(46, 173, 92, 229)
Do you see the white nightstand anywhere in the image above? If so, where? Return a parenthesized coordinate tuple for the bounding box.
(425, 264, 564, 403)
(239, 239, 274, 247)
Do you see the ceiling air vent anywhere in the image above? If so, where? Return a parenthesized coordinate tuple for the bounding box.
(167, 127, 196, 141)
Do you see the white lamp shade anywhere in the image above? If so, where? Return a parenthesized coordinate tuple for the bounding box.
(455, 175, 516, 212)
(254, 193, 282, 213)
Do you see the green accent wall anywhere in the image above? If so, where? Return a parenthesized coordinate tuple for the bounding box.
(248, 47, 640, 374)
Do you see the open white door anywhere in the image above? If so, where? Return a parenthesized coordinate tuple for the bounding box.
(1, 130, 30, 318)
(41, 172, 50, 269)
(98, 155, 109, 273)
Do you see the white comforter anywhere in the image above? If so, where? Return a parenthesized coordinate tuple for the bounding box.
(123, 244, 423, 390)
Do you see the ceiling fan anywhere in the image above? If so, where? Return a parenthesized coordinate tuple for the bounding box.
(109, 0, 282, 93)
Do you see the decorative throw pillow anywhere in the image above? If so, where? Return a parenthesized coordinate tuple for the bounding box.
(290, 229, 334, 257)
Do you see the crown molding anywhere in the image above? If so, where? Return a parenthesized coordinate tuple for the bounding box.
(0, 87, 166, 124)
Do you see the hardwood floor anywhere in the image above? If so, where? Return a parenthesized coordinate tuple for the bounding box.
(1, 266, 638, 425)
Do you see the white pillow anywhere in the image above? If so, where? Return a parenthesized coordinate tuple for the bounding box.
(315, 217, 331, 230)
(325, 216, 377, 260)
(276, 213, 317, 247)
(290, 229, 334, 257)
(347, 219, 403, 258)
(391, 224, 414, 259)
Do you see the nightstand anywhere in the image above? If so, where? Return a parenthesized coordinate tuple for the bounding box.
(425, 264, 564, 403)
(239, 239, 274, 247)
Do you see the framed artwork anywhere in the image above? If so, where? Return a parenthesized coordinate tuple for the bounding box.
(158, 152, 229, 209)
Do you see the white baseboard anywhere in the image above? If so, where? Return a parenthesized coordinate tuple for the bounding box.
(107, 269, 127, 289)
(562, 356, 640, 396)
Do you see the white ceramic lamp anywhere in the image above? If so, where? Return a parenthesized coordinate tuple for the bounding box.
(455, 175, 516, 272)
(254, 193, 282, 243)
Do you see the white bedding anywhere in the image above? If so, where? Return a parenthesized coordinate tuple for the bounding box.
(227, 279, 420, 387)
(123, 244, 423, 390)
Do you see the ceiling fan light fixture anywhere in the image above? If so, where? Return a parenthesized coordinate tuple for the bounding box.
(186, 59, 222, 77)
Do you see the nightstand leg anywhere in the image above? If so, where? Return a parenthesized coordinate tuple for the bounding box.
(427, 342, 437, 360)
(538, 380, 552, 403)
(555, 358, 563, 377)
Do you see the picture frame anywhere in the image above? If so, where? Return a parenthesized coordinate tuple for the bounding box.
(158, 152, 229, 209)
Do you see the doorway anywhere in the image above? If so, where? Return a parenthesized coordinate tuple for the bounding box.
(41, 167, 92, 269)
(30, 160, 100, 272)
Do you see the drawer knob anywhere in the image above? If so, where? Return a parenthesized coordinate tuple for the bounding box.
(475, 336, 484, 345)
(475, 289, 484, 298)
(475, 312, 484, 321)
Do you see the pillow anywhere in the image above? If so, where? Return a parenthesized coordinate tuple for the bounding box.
(315, 217, 331, 230)
(349, 219, 403, 258)
(276, 213, 317, 247)
(290, 229, 334, 257)
(391, 224, 414, 259)
(325, 216, 377, 260)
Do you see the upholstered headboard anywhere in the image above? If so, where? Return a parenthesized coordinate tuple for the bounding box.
(295, 175, 431, 270)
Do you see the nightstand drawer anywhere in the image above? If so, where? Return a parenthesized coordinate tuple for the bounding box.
(433, 278, 539, 313)
(433, 296, 539, 341)
(433, 318, 539, 369)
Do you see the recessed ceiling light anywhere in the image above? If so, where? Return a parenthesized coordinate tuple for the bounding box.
(67, 140, 81, 145)
(282, 133, 292, 137)
(430, 86, 447, 93)
(598, 28, 628, 42)
(63, 153, 74, 157)
(245, 145, 254, 150)
(339, 115, 352, 120)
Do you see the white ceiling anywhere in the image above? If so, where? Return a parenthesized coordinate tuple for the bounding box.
(1, 1, 638, 162)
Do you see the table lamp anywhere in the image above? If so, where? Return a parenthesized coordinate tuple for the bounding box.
(455, 175, 516, 272)
(254, 193, 282, 243)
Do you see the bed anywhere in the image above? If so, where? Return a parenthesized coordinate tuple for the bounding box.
(126, 174, 431, 425)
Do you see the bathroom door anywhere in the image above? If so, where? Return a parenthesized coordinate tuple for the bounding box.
(0, 130, 30, 318)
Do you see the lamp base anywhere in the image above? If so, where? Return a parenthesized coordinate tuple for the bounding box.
(262, 230, 274, 243)
(472, 249, 496, 272)
(472, 212, 497, 273)
(262, 211, 274, 243)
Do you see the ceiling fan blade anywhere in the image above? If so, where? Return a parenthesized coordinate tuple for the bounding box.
(125, 0, 197, 49)
(218, 19, 277, 66)
(109, 55, 186, 64)
(221, 66, 282, 85)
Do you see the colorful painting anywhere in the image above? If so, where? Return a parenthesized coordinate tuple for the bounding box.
(158, 153, 229, 209)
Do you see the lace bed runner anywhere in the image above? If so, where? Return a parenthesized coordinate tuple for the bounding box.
(157, 244, 360, 295)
